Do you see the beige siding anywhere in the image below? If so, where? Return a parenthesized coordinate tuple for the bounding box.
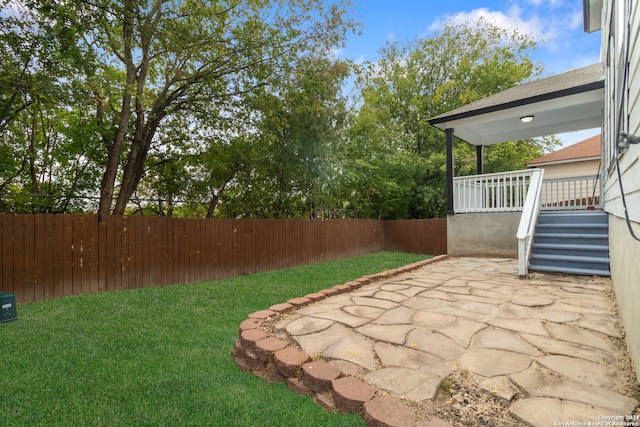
(601, 0, 640, 379)
(602, 0, 640, 223)
(608, 216, 640, 377)
(535, 159, 600, 180)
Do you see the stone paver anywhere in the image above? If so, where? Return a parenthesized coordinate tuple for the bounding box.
(373, 342, 456, 378)
(478, 376, 520, 401)
(473, 326, 541, 356)
(510, 397, 618, 426)
(285, 316, 334, 335)
(433, 317, 486, 348)
(457, 348, 533, 377)
(343, 305, 387, 319)
(545, 321, 619, 352)
(322, 334, 377, 370)
(292, 323, 352, 354)
(357, 323, 416, 345)
(536, 355, 613, 387)
(575, 312, 623, 338)
(488, 317, 550, 336)
(365, 366, 441, 400)
(331, 376, 375, 413)
(405, 329, 465, 360)
(308, 308, 372, 327)
(510, 365, 638, 414)
(364, 396, 416, 427)
(233, 256, 639, 427)
(302, 360, 341, 393)
(375, 306, 416, 324)
(274, 346, 310, 377)
(520, 332, 613, 364)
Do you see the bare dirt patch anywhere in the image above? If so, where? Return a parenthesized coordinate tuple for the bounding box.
(417, 370, 524, 427)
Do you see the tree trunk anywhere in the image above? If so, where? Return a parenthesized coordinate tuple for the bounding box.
(206, 182, 227, 218)
(113, 114, 162, 215)
(97, 100, 134, 221)
(28, 111, 38, 195)
(111, 15, 163, 216)
(97, 1, 136, 222)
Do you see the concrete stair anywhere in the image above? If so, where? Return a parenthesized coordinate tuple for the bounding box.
(529, 210, 610, 276)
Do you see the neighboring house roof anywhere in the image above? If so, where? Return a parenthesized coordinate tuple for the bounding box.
(427, 64, 604, 146)
(527, 134, 601, 167)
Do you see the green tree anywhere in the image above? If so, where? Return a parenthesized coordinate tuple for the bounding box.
(16, 0, 357, 220)
(207, 56, 350, 219)
(344, 17, 556, 218)
(0, 0, 101, 211)
(88, 0, 357, 220)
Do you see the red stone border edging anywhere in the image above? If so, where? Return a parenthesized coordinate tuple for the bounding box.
(232, 254, 449, 427)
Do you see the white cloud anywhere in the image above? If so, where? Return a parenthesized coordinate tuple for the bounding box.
(1, 0, 28, 18)
(330, 47, 344, 60)
(429, 7, 546, 42)
(509, 0, 566, 8)
(352, 54, 367, 65)
(568, 9, 584, 30)
(430, 1, 587, 52)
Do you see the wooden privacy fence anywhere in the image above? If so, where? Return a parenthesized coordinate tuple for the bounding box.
(383, 219, 447, 254)
(0, 214, 446, 303)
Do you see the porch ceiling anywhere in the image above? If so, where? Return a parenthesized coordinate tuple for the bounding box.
(427, 64, 604, 146)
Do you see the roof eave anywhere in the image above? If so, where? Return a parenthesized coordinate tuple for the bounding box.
(583, 0, 603, 33)
(427, 80, 604, 127)
(426, 64, 604, 146)
(527, 155, 601, 167)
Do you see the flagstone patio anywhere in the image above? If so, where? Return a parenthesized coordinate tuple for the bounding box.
(233, 256, 640, 427)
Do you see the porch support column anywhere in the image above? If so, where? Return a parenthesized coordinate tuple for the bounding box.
(446, 128, 455, 214)
(476, 145, 484, 175)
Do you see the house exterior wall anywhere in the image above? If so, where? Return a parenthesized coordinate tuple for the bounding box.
(608, 216, 640, 371)
(532, 158, 600, 179)
(447, 212, 520, 257)
(600, 0, 640, 376)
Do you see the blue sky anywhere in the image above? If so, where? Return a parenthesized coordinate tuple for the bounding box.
(341, 0, 602, 146)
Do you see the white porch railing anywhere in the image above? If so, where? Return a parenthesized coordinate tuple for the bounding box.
(452, 170, 601, 276)
(540, 174, 600, 210)
(453, 169, 534, 213)
(516, 169, 544, 278)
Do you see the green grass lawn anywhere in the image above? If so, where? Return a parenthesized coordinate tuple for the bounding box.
(0, 251, 429, 427)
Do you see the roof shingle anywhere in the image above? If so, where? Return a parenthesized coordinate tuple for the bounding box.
(428, 64, 604, 125)
(527, 134, 601, 166)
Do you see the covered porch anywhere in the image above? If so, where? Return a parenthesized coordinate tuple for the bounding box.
(427, 64, 605, 276)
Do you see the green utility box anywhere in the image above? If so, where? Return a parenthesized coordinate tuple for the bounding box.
(0, 292, 17, 323)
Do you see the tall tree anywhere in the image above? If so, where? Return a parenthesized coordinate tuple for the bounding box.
(344, 17, 557, 218)
(0, 1, 102, 211)
(211, 56, 350, 219)
(123, 55, 351, 219)
(28, 0, 357, 220)
(252, 57, 349, 218)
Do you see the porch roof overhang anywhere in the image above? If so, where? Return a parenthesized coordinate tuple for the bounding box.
(583, 0, 603, 33)
(427, 64, 605, 146)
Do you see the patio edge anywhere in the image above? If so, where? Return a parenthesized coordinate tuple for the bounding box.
(231, 254, 450, 427)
